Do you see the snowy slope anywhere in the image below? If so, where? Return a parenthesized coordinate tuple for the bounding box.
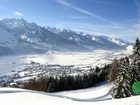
(0, 27, 16, 46)
(54, 82, 112, 100)
(0, 83, 140, 105)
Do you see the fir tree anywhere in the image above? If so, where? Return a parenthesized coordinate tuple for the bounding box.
(46, 77, 56, 92)
(132, 38, 140, 81)
(111, 57, 133, 98)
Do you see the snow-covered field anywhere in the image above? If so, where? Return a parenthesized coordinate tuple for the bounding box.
(0, 82, 139, 105)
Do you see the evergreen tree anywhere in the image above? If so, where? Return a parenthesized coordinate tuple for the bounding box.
(132, 38, 140, 81)
(46, 77, 56, 92)
(94, 66, 100, 74)
(111, 57, 133, 98)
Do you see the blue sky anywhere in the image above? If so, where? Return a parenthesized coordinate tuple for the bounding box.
(0, 0, 140, 42)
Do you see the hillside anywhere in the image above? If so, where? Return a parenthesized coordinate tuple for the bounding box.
(0, 83, 140, 105)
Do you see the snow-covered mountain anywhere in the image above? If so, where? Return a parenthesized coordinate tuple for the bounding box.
(48, 27, 130, 50)
(0, 18, 83, 55)
(0, 18, 131, 55)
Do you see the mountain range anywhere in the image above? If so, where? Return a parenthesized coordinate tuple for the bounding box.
(0, 18, 130, 55)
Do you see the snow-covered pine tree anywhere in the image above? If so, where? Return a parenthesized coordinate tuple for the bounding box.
(111, 57, 133, 98)
(132, 38, 140, 81)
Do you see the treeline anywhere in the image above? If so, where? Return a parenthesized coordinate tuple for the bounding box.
(22, 65, 109, 92)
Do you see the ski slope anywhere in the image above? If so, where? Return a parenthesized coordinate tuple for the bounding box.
(0, 83, 140, 105)
(53, 82, 112, 101)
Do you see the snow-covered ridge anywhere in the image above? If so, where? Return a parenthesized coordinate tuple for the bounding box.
(47, 27, 130, 46)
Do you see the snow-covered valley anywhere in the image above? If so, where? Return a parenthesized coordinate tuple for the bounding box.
(0, 50, 131, 74)
(0, 47, 133, 86)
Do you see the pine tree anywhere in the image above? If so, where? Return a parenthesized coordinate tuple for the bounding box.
(111, 57, 133, 98)
(132, 38, 140, 81)
(46, 77, 56, 92)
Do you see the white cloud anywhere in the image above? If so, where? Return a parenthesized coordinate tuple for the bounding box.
(14, 11, 24, 16)
(53, 0, 128, 29)
(54, 0, 111, 24)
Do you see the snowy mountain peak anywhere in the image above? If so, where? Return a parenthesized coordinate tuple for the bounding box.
(47, 27, 63, 34)
(1, 18, 28, 28)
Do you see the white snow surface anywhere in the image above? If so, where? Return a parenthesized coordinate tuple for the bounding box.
(126, 45, 133, 55)
(54, 82, 112, 99)
(20, 35, 28, 40)
(0, 83, 140, 105)
(110, 38, 126, 46)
